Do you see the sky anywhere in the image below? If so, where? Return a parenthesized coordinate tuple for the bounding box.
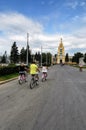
(0, 0, 86, 56)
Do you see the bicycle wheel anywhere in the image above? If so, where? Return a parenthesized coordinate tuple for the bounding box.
(42, 73, 44, 82)
(18, 79, 23, 84)
(42, 74, 46, 82)
(30, 79, 36, 89)
(42, 78, 44, 82)
(18, 75, 23, 85)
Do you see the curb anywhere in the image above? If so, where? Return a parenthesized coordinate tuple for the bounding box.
(0, 77, 18, 85)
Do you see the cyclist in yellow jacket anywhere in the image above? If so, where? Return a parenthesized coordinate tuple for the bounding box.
(29, 61, 40, 81)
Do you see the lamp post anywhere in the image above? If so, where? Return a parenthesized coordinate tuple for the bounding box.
(41, 45, 42, 67)
(26, 33, 29, 65)
(46, 52, 47, 65)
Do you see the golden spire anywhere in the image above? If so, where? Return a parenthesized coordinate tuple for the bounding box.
(60, 38, 62, 44)
(59, 38, 63, 48)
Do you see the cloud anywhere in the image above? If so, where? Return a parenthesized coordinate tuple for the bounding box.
(0, 11, 86, 57)
(80, 1, 86, 7)
(65, 1, 86, 10)
(0, 12, 44, 54)
(65, 1, 78, 9)
(48, 0, 54, 5)
(0, 12, 43, 34)
(62, 33, 86, 56)
(0, 12, 61, 55)
(41, 1, 45, 5)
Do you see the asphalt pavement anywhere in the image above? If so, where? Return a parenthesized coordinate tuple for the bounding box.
(0, 65, 86, 130)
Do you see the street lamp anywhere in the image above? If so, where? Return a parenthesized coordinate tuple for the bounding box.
(41, 45, 42, 67)
(26, 33, 29, 65)
(46, 52, 47, 65)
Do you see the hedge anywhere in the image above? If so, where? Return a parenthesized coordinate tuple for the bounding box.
(0, 66, 19, 76)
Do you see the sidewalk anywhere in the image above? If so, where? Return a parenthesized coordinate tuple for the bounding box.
(0, 77, 18, 85)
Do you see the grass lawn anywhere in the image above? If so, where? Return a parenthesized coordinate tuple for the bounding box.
(0, 73, 18, 82)
(69, 64, 86, 69)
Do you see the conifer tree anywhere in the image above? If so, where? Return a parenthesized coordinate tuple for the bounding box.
(84, 53, 86, 63)
(10, 42, 19, 64)
(20, 47, 26, 63)
(65, 53, 69, 62)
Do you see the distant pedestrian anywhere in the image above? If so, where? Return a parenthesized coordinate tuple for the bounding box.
(79, 62, 83, 72)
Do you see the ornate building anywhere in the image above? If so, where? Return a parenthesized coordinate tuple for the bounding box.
(57, 38, 65, 64)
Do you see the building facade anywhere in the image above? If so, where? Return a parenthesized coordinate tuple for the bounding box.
(57, 38, 65, 64)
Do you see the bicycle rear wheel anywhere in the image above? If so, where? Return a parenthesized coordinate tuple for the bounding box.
(18, 75, 23, 85)
(30, 79, 36, 89)
(18, 79, 23, 84)
(42, 73, 46, 82)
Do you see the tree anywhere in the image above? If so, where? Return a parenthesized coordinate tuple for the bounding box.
(38, 52, 41, 64)
(40, 52, 52, 65)
(47, 52, 52, 65)
(42, 53, 46, 64)
(1, 55, 6, 63)
(0, 51, 7, 63)
(10, 42, 19, 64)
(54, 54, 57, 58)
(84, 53, 86, 63)
(20, 45, 31, 64)
(34, 52, 41, 64)
(65, 53, 69, 62)
(72, 52, 83, 63)
(35, 52, 38, 61)
(20, 47, 26, 63)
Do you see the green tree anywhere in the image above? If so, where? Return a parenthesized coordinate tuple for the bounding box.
(10, 42, 19, 64)
(34, 52, 41, 64)
(47, 52, 52, 65)
(65, 53, 69, 62)
(1, 51, 7, 63)
(35, 52, 38, 61)
(84, 53, 86, 63)
(1, 55, 6, 63)
(20, 47, 26, 63)
(72, 52, 83, 63)
(42, 53, 46, 64)
(38, 52, 41, 64)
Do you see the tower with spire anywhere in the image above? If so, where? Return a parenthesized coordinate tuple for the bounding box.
(57, 38, 65, 64)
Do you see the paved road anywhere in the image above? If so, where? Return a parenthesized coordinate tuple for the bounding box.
(0, 65, 86, 130)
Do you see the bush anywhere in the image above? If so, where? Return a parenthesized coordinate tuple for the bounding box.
(0, 66, 19, 76)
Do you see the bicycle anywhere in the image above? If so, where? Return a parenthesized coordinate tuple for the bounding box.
(42, 72, 47, 82)
(18, 72, 27, 84)
(30, 74, 39, 89)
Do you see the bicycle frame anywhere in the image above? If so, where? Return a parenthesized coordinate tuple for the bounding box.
(18, 74, 26, 84)
(30, 74, 38, 89)
(42, 72, 47, 82)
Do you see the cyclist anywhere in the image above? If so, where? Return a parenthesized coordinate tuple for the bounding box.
(29, 61, 40, 83)
(41, 63, 48, 80)
(18, 63, 27, 81)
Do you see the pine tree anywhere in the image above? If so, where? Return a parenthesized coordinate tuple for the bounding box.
(84, 53, 86, 63)
(10, 42, 19, 64)
(1, 51, 7, 63)
(20, 47, 26, 63)
(72, 52, 83, 63)
(65, 53, 69, 62)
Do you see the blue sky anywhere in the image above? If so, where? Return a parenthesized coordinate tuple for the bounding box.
(0, 0, 86, 56)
